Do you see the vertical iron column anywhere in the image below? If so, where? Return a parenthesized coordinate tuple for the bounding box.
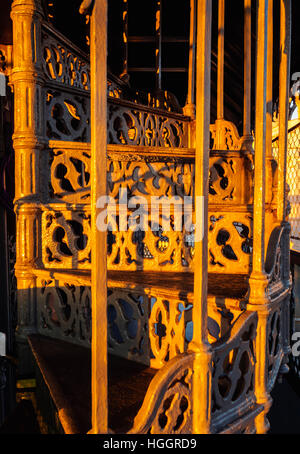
(80, 0, 108, 434)
(191, 0, 213, 434)
(248, 0, 271, 434)
(278, 0, 291, 222)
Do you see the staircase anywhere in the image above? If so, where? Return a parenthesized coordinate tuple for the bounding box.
(9, 0, 292, 434)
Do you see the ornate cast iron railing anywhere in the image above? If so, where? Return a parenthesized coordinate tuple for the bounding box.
(128, 312, 262, 435)
(43, 142, 257, 274)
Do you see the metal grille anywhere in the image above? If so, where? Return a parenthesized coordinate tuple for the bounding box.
(273, 123, 300, 244)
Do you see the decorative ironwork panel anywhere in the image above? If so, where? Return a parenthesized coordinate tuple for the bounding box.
(209, 153, 253, 204)
(107, 79, 183, 114)
(149, 297, 192, 369)
(42, 144, 256, 274)
(148, 367, 193, 434)
(107, 289, 150, 364)
(42, 209, 91, 269)
(107, 101, 189, 148)
(45, 89, 90, 142)
(106, 288, 192, 368)
(42, 27, 90, 91)
(108, 159, 194, 199)
(211, 312, 257, 431)
(265, 223, 291, 296)
(210, 120, 243, 151)
(266, 306, 283, 391)
(49, 144, 91, 202)
(130, 354, 194, 434)
(107, 221, 193, 272)
(37, 277, 91, 345)
(208, 213, 253, 273)
(47, 146, 253, 205)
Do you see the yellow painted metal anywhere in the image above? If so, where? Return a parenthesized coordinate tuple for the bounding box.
(243, 0, 252, 138)
(249, 0, 269, 286)
(241, 0, 254, 153)
(191, 0, 213, 434)
(88, 0, 108, 434)
(184, 0, 196, 119)
(8, 0, 293, 436)
(217, 0, 225, 121)
(278, 0, 292, 222)
(10, 0, 44, 355)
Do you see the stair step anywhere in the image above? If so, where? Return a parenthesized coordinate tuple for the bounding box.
(107, 271, 249, 300)
(38, 269, 249, 300)
(28, 334, 156, 434)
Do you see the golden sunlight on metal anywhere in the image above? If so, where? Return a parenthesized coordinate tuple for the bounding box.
(7, 0, 293, 435)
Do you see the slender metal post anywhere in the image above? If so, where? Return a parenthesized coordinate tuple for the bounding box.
(184, 0, 196, 118)
(250, 0, 269, 282)
(122, 0, 128, 76)
(266, 0, 273, 158)
(214, 0, 227, 150)
(278, 0, 291, 222)
(191, 0, 212, 434)
(217, 0, 225, 120)
(248, 0, 271, 434)
(241, 0, 254, 151)
(265, 0, 274, 205)
(82, 0, 108, 434)
(155, 0, 162, 90)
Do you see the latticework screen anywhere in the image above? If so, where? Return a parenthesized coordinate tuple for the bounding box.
(273, 123, 300, 245)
